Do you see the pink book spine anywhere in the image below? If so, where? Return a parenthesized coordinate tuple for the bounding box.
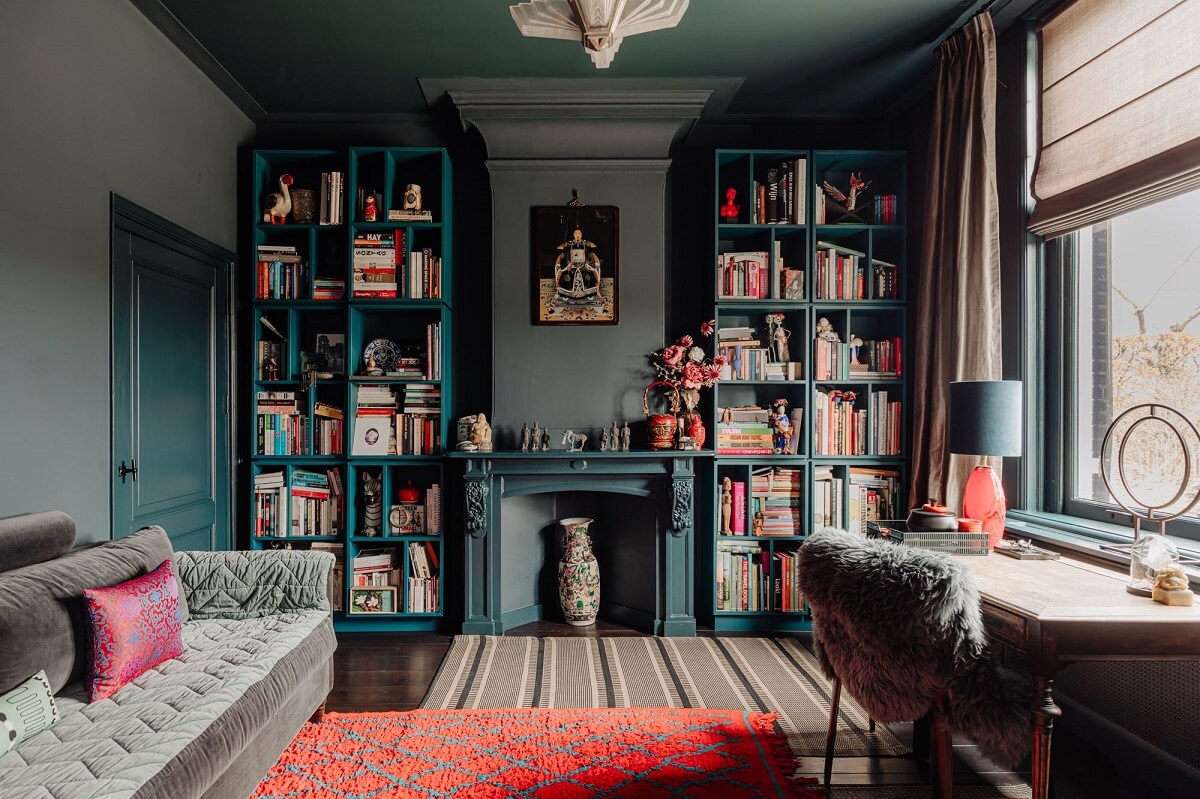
(731, 481, 746, 534)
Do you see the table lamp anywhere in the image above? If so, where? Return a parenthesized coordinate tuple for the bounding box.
(949, 380, 1023, 548)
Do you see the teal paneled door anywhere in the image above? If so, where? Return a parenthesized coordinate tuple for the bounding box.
(111, 196, 233, 551)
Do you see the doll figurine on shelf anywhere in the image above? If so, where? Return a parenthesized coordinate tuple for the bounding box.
(719, 188, 740, 219)
(363, 195, 378, 222)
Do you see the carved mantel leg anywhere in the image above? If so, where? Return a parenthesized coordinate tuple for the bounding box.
(1030, 675, 1062, 799)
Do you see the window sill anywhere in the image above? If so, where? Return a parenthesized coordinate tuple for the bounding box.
(1006, 510, 1200, 590)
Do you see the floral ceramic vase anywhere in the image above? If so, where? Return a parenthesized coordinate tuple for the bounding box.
(557, 517, 600, 626)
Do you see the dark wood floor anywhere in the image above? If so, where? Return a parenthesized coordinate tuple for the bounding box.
(329, 625, 1136, 798)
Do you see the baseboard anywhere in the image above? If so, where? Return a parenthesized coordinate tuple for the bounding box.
(500, 603, 544, 630)
(1057, 691, 1200, 798)
(601, 601, 656, 634)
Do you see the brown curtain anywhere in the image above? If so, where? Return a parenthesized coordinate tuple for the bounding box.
(908, 13, 1002, 512)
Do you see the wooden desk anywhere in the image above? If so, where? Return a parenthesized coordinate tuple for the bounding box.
(957, 553, 1200, 799)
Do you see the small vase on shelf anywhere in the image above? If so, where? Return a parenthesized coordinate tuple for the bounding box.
(557, 517, 600, 626)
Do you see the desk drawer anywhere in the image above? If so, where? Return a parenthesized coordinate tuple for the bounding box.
(982, 604, 1027, 650)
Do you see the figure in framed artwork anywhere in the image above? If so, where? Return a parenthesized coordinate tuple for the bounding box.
(533, 205, 619, 325)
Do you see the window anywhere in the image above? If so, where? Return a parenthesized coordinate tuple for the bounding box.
(1059, 188, 1200, 538)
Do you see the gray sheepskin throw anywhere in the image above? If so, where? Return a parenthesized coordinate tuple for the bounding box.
(799, 527, 1030, 768)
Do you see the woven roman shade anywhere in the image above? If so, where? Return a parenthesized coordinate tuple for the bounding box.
(1029, 0, 1200, 238)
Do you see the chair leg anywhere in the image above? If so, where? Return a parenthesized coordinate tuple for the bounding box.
(930, 702, 954, 799)
(824, 677, 842, 798)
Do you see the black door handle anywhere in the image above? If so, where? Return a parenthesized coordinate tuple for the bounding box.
(117, 459, 138, 482)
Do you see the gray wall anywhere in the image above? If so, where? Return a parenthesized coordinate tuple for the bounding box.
(0, 0, 254, 543)
(490, 167, 667, 443)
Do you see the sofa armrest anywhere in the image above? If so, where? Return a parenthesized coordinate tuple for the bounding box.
(174, 549, 334, 620)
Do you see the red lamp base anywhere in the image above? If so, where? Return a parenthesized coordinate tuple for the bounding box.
(962, 464, 1006, 548)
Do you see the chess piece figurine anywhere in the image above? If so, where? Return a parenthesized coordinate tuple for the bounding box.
(721, 476, 733, 535)
(621, 421, 631, 451)
(520, 421, 531, 452)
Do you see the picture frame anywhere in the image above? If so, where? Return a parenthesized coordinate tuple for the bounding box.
(315, 332, 345, 374)
(531, 205, 619, 325)
(349, 585, 396, 614)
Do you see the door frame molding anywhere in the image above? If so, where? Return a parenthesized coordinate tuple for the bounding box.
(110, 193, 236, 547)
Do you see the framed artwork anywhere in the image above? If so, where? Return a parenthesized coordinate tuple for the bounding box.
(531, 205, 619, 325)
(315, 332, 345, 374)
(349, 586, 396, 614)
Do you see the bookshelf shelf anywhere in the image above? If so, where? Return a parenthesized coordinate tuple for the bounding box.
(248, 147, 452, 632)
(704, 148, 908, 632)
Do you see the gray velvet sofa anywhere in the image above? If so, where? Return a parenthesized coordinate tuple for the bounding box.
(0, 511, 337, 799)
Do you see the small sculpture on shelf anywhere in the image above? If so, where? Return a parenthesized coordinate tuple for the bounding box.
(562, 429, 587, 452)
(470, 413, 493, 453)
(1152, 565, 1195, 606)
(611, 421, 621, 451)
(815, 317, 841, 343)
(363, 195, 378, 222)
(542, 431, 551, 451)
(361, 471, 382, 537)
(263, 356, 280, 382)
(849, 334, 865, 370)
(721, 476, 733, 535)
(520, 421, 531, 452)
(403, 183, 423, 212)
(771, 399, 793, 454)
(765, 313, 791, 363)
(263, 173, 294, 224)
(621, 421, 631, 451)
(531, 422, 542, 451)
(364, 353, 384, 377)
(821, 172, 873, 222)
(719, 187, 740, 220)
(599, 426, 610, 452)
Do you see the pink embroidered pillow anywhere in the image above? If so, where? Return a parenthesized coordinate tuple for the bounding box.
(83, 559, 183, 702)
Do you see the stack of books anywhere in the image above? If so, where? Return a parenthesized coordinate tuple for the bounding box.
(848, 467, 901, 536)
(773, 549, 805, 613)
(353, 548, 396, 588)
(813, 336, 847, 380)
(256, 245, 306, 299)
(396, 385, 441, 455)
(312, 276, 345, 301)
(716, 542, 768, 612)
(405, 248, 442, 299)
(717, 251, 769, 299)
(751, 467, 803, 536)
(849, 337, 902, 378)
(716, 406, 774, 455)
(815, 241, 866, 300)
(750, 157, 807, 225)
(814, 389, 865, 456)
(352, 231, 403, 298)
(813, 466, 844, 528)
(868, 391, 902, 456)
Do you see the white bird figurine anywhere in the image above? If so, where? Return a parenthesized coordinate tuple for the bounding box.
(263, 173, 294, 224)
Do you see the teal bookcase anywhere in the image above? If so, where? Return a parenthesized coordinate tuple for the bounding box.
(248, 147, 452, 632)
(703, 149, 908, 632)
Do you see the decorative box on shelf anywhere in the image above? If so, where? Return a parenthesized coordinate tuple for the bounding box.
(865, 521, 989, 556)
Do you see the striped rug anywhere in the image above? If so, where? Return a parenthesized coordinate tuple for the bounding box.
(421, 635, 907, 759)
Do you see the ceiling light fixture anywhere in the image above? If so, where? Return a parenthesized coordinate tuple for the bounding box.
(510, 0, 690, 69)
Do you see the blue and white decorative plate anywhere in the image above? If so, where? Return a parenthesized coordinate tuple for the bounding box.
(363, 338, 400, 372)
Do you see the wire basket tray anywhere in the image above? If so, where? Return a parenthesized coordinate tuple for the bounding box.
(865, 521, 990, 556)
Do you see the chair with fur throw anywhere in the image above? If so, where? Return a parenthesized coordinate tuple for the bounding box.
(798, 527, 1030, 797)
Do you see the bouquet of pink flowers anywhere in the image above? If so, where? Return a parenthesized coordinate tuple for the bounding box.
(648, 320, 725, 413)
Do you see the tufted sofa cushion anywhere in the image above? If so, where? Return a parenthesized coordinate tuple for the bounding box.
(174, 549, 332, 620)
(0, 610, 334, 799)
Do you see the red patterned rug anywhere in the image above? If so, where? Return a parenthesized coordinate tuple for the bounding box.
(253, 708, 820, 798)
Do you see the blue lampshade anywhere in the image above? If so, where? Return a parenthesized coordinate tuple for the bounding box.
(948, 380, 1023, 457)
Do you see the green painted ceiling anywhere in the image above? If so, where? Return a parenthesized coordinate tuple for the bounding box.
(158, 0, 980, 118)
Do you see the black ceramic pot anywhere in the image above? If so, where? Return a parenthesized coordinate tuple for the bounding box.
(906, 501, 958, 532)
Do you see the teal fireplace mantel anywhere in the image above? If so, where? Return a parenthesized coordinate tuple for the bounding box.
(451, 451, 708, 636)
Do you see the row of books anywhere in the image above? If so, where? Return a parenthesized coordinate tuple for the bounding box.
(312, 276, 345, 301)
(352, 384, 442, 456)
(320, 172, 345, 225)
(751, 467, 803, 535)
(351, 231, 443, 299)
(314, 403, 344, 456)
(311, 542, 345, 612)
(407, 541, 439, 613)
(749, 157, 807, 225)
(850, 337, 902, 378)
(716, 247, 804, 301)
(874, 195, 899, 225)
(813, 337, 846, 381)
(716, 545, 805, 613)
(814, 241, 866, 300)
(256, 391, 305, 456)
(253, 468, 344, 537)
(256, 245, 307, 300)
(813, 467, 845, 528)
(814, 389, 866, 456)
(848, 467, 902, 535)
(867, 391, 902, 456)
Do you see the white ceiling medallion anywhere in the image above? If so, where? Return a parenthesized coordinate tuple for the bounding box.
(510, 0, 690, 69)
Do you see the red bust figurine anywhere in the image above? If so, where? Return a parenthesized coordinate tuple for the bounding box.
(719, 187, 740, 219)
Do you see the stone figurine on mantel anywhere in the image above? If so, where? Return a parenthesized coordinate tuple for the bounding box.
(599, 427, 610, 452)
(610, 421, 620, 451)
(520, 421, 530, 452)
(531, 422, 542, 452)
(621, 421, 631, 451)
(542, 431, 551, 451)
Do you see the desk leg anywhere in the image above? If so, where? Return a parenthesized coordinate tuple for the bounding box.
(1031, 675, 1062, 799)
